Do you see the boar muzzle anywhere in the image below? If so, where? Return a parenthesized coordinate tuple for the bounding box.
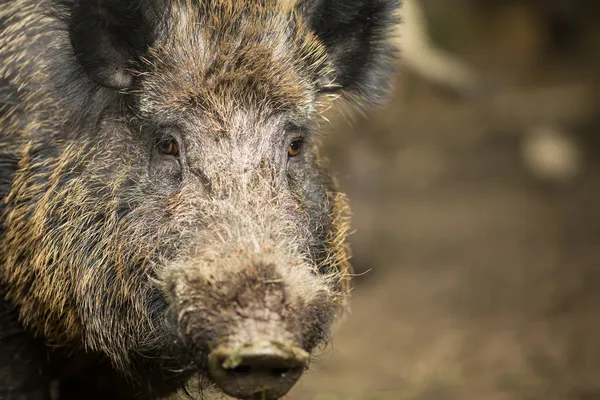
(167, 255, 335, 399)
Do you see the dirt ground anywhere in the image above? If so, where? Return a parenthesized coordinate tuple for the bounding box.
(285, 2, 600, 399)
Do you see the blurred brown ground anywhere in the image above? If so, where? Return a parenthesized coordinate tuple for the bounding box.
(286, 1, 600, 399)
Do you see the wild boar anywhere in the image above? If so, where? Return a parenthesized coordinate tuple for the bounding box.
(0, 0, 400, 398)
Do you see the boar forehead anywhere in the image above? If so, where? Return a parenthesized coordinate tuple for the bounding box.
(174, 112, 290, 176)
(137, 0, 330, 124)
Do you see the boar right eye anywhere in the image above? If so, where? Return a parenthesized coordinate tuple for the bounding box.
(158, 138, 179, 157)
(288, 139, 303, 158)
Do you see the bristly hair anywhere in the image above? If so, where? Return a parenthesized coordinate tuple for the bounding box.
(0, 0, 400, 141)
(0, 0, 400, 394)
(51, 0, 399, 122)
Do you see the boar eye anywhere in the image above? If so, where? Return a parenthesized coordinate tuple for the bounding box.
(158, 138, 179, 157)
(288, 139, 303, 158)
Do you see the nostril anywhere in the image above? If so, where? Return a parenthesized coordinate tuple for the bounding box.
(226, 364, 300, 380)
(226, 364, 253, 378)
(271, 368, 297, 378)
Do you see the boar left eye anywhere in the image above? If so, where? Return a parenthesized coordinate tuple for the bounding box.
(288, 139, 303, 158)
(158, 138, 179, 157)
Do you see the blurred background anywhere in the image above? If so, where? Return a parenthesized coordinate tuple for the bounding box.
(287, 0, 600, 399)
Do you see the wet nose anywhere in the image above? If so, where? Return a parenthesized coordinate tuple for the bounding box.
(208, 341, 308, 399)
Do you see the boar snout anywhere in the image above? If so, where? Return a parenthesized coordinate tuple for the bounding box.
(167, 256, 336, 395)
(208, 340, 308, 399)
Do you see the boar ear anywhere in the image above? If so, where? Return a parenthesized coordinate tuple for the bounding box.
(67, 0, 153, 89)
(299, 0, 400, 105)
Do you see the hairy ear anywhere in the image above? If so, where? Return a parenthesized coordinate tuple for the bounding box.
(300, 0, 401, 105)
(66, 0, 154, 89)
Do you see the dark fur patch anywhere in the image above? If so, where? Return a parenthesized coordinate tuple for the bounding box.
(56, 0, 156, 89)
(0, 85, 19, 216)
(301, 0, 401, 103)
(0, 292, 49, 399)
(0, 154, 18, 206)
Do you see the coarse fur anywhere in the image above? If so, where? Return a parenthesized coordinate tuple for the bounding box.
(0, 0, 400, 398)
